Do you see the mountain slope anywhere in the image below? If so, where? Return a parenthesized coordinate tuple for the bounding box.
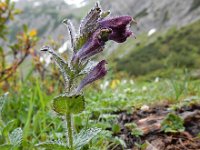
(115, 20, 200, 77)
(10, 0, 200, 42)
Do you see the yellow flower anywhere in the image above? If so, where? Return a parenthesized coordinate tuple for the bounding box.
(0, 2, 7, 11)
(110, 79, 120, 89)
(29, 29, 37, 37)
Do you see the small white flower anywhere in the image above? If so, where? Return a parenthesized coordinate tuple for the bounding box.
(122, 79, 127, 84)
(39, 57, 44, 63)
(100, 81, 109, 90)
(154, 77, 160, 83)
(130, 79, 134, 85)
(124, 88, 131, 92)
(142, 86, 147, 91)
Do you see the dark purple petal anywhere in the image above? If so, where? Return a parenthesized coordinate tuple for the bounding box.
(76, 60, 107, 92)
(109, 28, 132, 43)
(72, 30, 104, 63)
(72, 29, 111, 63)
(99, 15, 134, 43)
(99, 16, 133, 29)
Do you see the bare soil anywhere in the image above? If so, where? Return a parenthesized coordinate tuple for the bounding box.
(114, 104, 200, 150)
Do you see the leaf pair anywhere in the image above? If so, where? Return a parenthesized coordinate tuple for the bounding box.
(36, 127, 101, 150)
(52, 94, 85, 115)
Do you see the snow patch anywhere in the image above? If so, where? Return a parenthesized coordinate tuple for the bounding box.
(148, 28, 156, 36)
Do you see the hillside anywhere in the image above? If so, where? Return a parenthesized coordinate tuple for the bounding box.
(7, 0, 200, 79)
(10, 0, 200, 42)
(115, 20, 200, 78)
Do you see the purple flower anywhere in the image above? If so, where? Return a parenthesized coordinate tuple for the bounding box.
(76, 60, 107, 92)
(72, 29, 112, 63)
(99, 15, 133, 43)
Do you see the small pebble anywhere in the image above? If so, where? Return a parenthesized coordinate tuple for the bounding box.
(141, 105, 150, 111)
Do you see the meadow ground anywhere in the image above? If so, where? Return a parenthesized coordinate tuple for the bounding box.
(1, 74, 200, 149)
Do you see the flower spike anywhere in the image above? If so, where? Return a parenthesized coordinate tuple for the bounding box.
(72, 28, 112, 63)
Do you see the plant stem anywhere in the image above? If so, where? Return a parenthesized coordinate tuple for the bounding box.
(66, 113, 73, 149)
(0, 116, 5, 128)
(65, 77, 74, 149)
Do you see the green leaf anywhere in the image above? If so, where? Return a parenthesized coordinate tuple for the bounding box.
(0, 46, 3, 53)
(0, 93, 9, 115)
(125, 123, 143, 137)
(161, 113, 185, 133)
(112, 124, 121, 134)
(2, 119, 18, 138)
(22, 24, 28, 33)
(0, 144, 13, 150)
(53, 94, 85, 115)
(13, 9, 22, 15)
(74, 34, 88, 51)
(40, 46, 71, 85)
(9, 128, 23, 146)
(113, 137, 127, 149)
(36, 141, 68, 150)
(74, 127, 101, 149)
(100, 10, 111, 19)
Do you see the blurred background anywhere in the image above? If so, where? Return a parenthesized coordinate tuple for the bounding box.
(1, 0, 200, 87)
(0, 0, 200, 149)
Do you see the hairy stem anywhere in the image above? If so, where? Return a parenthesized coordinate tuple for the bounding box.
(66, 113, 73, 149)
(65, 67, 74, 149)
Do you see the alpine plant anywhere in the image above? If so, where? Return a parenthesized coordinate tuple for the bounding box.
(38, 2, 136, 150)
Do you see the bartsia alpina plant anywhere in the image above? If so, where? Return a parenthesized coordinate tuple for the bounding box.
(38, 2, 135, 150)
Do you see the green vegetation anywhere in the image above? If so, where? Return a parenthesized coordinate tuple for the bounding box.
(125, 123, 143, 137)
(0, 75, 200, 149)
(0, 1, 200, 149)
(161, 113, 185, 133)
